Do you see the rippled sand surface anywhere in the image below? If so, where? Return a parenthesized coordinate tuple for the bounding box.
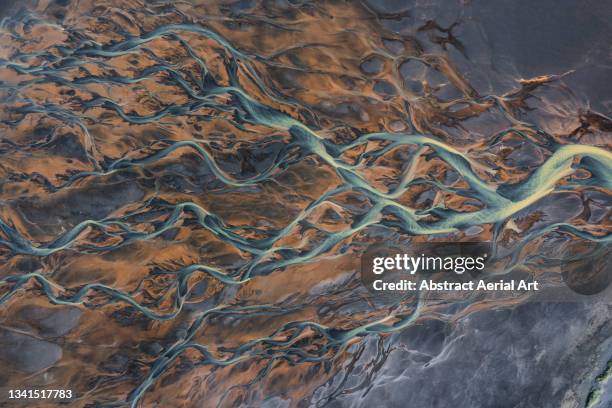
(0, 1, 610, 407)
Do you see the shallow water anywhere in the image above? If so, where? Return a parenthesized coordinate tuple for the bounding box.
(0, 1, 610, 407)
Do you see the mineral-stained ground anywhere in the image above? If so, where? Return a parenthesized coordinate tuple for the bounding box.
(0, 0, 610, 407)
